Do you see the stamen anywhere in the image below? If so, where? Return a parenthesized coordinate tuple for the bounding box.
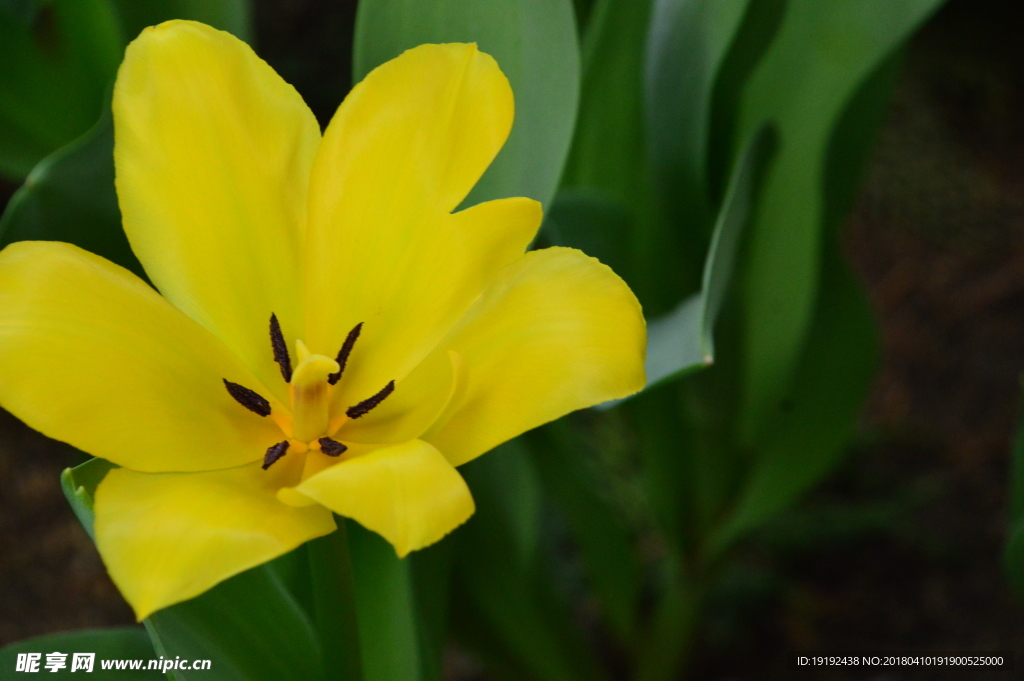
(328, 322, 363, 385)
(269, 313, 293, 383)
(346, 380, 395, 419)
(223, 379, 271, 417)
(318, 437, 348, 457)
(262, 440, 289, 469)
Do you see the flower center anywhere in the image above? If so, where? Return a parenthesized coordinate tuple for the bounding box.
(222, 314, 395, 470)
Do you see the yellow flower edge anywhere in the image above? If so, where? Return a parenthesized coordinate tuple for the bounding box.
(0, 20, 646, 620)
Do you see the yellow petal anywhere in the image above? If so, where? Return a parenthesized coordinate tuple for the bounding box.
(288, 440, 473, 557)
(95, 463, 335, 620)
(0, 242, 285, 472)
(336, 349, 459, 445)
(425, 248, 646, 466)
(114, 20, 320, 405)
(304, 43, 540, 407)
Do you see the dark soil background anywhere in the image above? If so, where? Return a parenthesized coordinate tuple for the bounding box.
(2, 1, 1024, 679)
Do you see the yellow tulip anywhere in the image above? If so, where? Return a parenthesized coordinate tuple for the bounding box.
(0, 21, 645, 620)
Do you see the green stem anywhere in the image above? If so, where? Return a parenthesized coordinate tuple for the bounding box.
(634, 554, 700, 681)
(347, 521, 424, 681)
(307, 521, 363, 681)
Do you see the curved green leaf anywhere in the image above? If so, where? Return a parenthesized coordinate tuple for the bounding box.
(597, 124, 775, 402)
(1, 0, 253, 267)
(0, 627, 157, 679)
(528, 421, 641, 644)
(0, 100, 144, 276)
(452, 441, 608, 681)
(145, 566, 324, 681)
(0, 0, 123, 179)
(707, 232, 878, 558)
(682, 25, 910, 561)
(735, 0, 946, 444)
(644, 0, 749, 238)
(409, 542, 455, 681)
(60, 457, 327, 681)
(562, 0, 650, 199)
(60, 457, 116, 542)
(558, 0, 681, 312)
(353, 0, 580, 210)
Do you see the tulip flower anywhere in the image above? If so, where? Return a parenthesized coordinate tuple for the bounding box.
(0, 21, 645, 619)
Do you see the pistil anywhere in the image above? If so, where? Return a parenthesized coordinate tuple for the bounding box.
(290, 339, 340, 443)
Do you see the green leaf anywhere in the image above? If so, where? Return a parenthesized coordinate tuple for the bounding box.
(558, 0, 683, 313)
(465, 439, 542, 569)
(648, 125, 775, 389)
(409, 542, 454, 681)
(633, 559, 697, 681)
(0, 627, 158, 678)
(528, 421, 641, 644)
(348, 522, 422, 681)
(451, 566, 608, 681)
(60, 457, 116, 541)
(707, 231, 878, 558)
(734, 0, 946, 444)
(113, 0, 253, 43)
(664, 19, 909, 559)
(352, 0, 580, 210)
(822, 50, 906, 235)
(690, 37, 907, 558)
(0, 0, 124, 179)
(641, 295, 704, 388)
(542, 188, 632, 283)
(703, 0, 786, 202)
(562, 0, 650, 200)
(0, 0, 254, 264)
(644, 0, 750, 242)
(60, 457, 327, 681)
(145, 566, 325, 681)
(0, 99, 145, 277)
(452, 441, 609, 681)
(594, 124, 775, 404)
(0, 0, 38, 25)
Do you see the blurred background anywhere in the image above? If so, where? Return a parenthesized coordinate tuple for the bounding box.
(2, 0, 1024, 679)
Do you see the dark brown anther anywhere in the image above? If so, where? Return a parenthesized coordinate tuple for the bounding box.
(223, 379, 271, 417)
(269, 313, 292, 383)
(262, 441, 289, 469)
(346, 380, 395, 419)
(328, 322, 363, 385)
(318, 437, 348, 457)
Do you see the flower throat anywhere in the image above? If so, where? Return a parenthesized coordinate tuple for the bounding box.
(223, 314, 395, 469)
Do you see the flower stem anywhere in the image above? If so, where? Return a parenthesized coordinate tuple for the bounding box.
(348, 521, 424, 681)
(307, 520, 363, 681)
